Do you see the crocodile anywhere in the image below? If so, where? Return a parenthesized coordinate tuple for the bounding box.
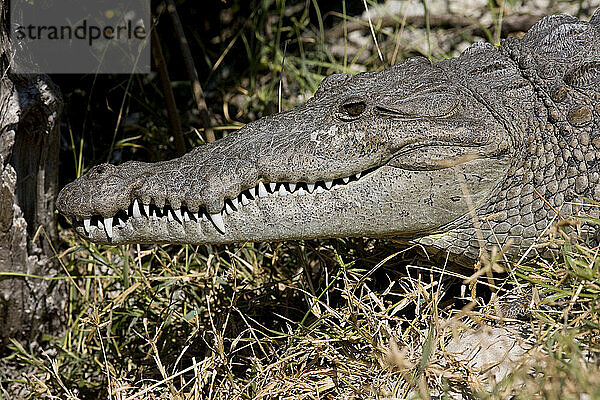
(57, 11, 600, 262)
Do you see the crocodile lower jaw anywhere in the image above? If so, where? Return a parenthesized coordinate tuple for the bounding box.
(69, 156, 509, 246)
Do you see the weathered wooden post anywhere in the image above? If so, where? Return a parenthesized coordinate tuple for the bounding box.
(0, 0, 64, 350)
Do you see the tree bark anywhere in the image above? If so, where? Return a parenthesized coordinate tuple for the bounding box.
(0, 0, 64, 351)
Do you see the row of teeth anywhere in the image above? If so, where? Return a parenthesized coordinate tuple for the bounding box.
(73, 171, 364, 240)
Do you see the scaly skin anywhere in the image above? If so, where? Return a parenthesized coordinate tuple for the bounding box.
(57, 11, 600, 262)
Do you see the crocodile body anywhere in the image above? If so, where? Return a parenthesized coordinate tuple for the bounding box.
(57, 11, 600, 262)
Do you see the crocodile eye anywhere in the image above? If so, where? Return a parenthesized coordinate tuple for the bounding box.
(339, 100, 366, 119)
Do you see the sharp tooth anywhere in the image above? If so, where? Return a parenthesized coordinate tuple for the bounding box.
(117, 217, 126, 228)
(333, 184, 341, 189)
(279, 184, 288, 196)
(174, 209, 183, 221)
(104, 217, 113, 238)
(183, 211, 191, 222)
(133, 200, 142, 218)
(143, 204, 150, 216)
(202, 213, 208, 222)
(232, 198, 239, 209)
(324, 180, 333, 189)
(84, 218, 91, 233)
(297, 187, 306, 196)
(258, 182, 268, 198)
(97, 219, 104, 229)
(316, 186, 325, 194)
(307, 183, 315, 193)
(288, 183, 296, 192)
(241, 193, 249, 206)
(355, 172, 361, 179)
(167, 209, 175, 222)
(269, 182, 277, 193)
(225, 202, 234, 214)
(210, 212, 226, 233)
(343, 176, 350, 184)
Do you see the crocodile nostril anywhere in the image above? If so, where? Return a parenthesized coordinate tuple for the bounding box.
(87, 164, 112, 178)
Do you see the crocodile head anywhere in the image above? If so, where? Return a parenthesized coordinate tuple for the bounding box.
(56, 11, 600, 262)
(57, 55, 515, 246)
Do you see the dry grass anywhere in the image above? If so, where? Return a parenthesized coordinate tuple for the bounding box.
(3, 228, 599, 399)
